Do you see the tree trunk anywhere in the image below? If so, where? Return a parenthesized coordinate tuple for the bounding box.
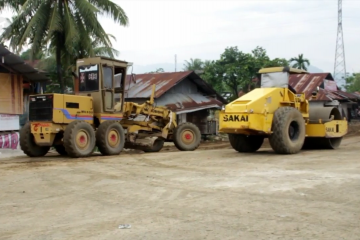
(56, 39, 63, 94)
(57, 0, 64, 94)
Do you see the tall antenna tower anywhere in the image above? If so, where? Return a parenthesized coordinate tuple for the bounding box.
(333, 0, 346, 88)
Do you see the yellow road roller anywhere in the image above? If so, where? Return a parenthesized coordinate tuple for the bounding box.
(218, 67, 348, 154)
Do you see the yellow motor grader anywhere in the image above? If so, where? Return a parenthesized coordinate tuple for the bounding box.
(20, 57, 201, 158)
(219, 67, 348, 154)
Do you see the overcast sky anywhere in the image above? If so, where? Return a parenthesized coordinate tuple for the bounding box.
(1, 0, 359, 75)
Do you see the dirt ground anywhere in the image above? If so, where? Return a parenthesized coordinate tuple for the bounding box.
(1, 134, 360, 240)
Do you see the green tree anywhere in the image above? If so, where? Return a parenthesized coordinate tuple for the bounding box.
(183, 58, 204, 71)
(344, 73, 360, 93)
(289, 54, 310, 70)
(20, 49, 44, 60)
(147, 68, 164, 73)
(265, 58, 289, 68)
(202, 60, 226, 93)
(201, 46, 290, 100)
(36, 33, 120, 93)
(0, 0, 128, 93)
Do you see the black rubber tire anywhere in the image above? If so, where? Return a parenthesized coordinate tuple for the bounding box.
(173, 122, 201, 151)
(228, 134, 264, 152)
(143, 138, 165, 152)
(63, 121, 96, 158)
(96, 120, 125, 155)
(19, 122, 50, 157)
(54, 145, 67, 155)
(268, 107, 305, 154)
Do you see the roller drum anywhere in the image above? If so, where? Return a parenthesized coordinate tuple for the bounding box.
(308, 106, 342, 123)
(304, 106, 343, 150)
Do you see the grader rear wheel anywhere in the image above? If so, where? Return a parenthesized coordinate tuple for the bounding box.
(173, 122, 201, 151)
(53, 133, 67, 155)
(228, 134, 264, 152)
(54, 145, 67, 155)
(20, 122, 50, 157)
(268, 107, 306, 154)
(63, 121, 96, 158)
(96, 121, 125, 155)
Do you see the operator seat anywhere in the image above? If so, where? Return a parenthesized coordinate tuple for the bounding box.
(114, 101, 122, 112)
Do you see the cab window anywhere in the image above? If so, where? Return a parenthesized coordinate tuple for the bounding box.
(79, 64, 99, 92)
(103, 66, 113, 89)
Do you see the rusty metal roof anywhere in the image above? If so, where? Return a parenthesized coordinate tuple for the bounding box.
(0, 45, 49, 82)
(287, 73, 357, 101)
(289, 73, 334, 99)
(333, 90, 360, 100)
(123, 71, 227, 103)
(353, 92, 360, 98)
(315, 88, 343, 101)
(156, 93, 223, 113)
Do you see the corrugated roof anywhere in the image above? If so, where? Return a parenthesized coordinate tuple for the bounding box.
(353, 92, 360, 98)
(289, 73, 333, 100)
(333, 90, 360, 100)
(287, 73, 358, 101)
(123, 71, 227, 103)
(0, 45, 49, 82)
(24, 60, 40, 68)
(155, 93, 223, 113)
(316, 88, 343, 101)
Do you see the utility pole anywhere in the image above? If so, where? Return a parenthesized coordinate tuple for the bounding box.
(334, 0, 346, 89)
(175, 54, 177, 72)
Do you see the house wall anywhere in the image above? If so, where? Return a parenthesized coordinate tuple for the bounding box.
(0, 73, 23, 115)
(125, 78, 219, 135)
(186, 109, 217, 135)
(338, 102, 349, 120)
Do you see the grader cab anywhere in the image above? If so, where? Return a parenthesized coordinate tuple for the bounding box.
(219, 67, 348, 154)
(20, 56, 201, 158)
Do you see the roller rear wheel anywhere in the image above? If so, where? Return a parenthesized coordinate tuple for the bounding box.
(268, 107, 306, 154)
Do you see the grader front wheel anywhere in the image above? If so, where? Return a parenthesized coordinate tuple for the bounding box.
(173, 122, 201, 151)
(96, 121, 125, 155)
(20, 122, 50, 157)
(268, 107, 306, 154)
(63, 121, 96, 158)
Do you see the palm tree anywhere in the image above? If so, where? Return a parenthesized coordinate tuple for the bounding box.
(35, 32, 121, 93)
(289, 54, 310, 71)
(0, 0, 128, 93)
(183, 58, 204, 71)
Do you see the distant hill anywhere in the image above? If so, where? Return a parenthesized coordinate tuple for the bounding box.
(306, 65, 324, 73)
(130, 63, 327, 76)
(129, 63, 182, 74)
